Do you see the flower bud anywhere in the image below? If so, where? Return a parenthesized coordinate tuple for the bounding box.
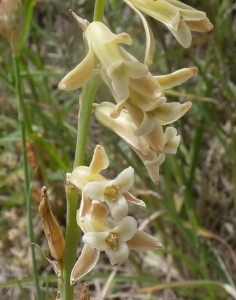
(39, 186, 65, 260)
(0, 0, 23, 54)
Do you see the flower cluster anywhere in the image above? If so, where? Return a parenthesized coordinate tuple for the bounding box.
(57, 0, 213, 286)
(59, 14, 201, 184)
(68, 145, 161, 284)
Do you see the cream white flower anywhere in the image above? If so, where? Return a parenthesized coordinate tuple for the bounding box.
(59, 15, 149, 104)
(125, 0, 213, 48)
(69, 145, 108, 191)
(84, 167, 134, 221)
(95, 102, 165, 184)
(83, 216, 137, 265)
(71, 216, 162, 283)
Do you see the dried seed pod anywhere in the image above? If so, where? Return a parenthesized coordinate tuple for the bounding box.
(39, 186, 65, 260)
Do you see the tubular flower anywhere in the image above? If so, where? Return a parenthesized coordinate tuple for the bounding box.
(59, 14, 149, 104)
(124, 0, 213, 48)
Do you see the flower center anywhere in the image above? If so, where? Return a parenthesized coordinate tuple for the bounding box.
(105, 232, 119, 250)
(104, 184, 119, 202)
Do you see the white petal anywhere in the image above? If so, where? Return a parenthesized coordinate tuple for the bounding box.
(70, 244, 100, 284)
(106, 195, 128, 221)
(164, 135, 180, 154)
(105, 241, 130, 265)
(164, 127, 177, 143)
(112, 167, 134, 193)
(84, 181, 108, 202)
(83, 232, 109, 251)
(112, 216, 137, 241)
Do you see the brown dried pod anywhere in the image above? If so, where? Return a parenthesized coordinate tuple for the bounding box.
(39, 186, 65, 260)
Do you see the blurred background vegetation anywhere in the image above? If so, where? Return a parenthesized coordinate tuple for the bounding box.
(0, 0, 236, 299)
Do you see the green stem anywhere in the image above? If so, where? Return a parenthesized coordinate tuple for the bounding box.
(61, 1, 105, 298)
(93, 0, 107, 22)
(13, 54, 41, 300)
(61, 77, 100, 300)
(60, 187, 80, 300)
(73, 77, 101, 169)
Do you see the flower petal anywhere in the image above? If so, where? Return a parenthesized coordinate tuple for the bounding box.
(84, 181, 107, 202)
(111, 167, 134, 193)
(105, 241, 130, 265)
(123, 0, 155, 66)
(70, 244, 100, 284)
(159, 101, 192, 125)
(127, 0, 180, 30)
(123, 191, 146, 207)
(167, 19, 192, 48)
(127, 230, 162, 250)
(155, 67, 198, 89)
(95, 102, 150, 155)
(83, 232, 109, 251)
(58, 40, 95, 91)
(105, 194, 128, 221)
(186, 18, 213, 32)
(89, 145, 109, 174)
(112, 216, 137, 241)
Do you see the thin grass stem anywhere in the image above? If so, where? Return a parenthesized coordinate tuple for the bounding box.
(12, 54, 41, 300)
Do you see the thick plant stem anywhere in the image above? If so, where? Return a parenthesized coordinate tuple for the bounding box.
(13, 54, 41, 300)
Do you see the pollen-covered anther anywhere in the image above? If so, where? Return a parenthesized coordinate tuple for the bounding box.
(105, 232, 119, 250)
(104, 184, 120, 202)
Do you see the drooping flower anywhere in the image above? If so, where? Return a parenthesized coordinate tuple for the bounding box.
(124, 0, 213, 48)
(94, 102, 181, 184)
(59, 14, 149, 105)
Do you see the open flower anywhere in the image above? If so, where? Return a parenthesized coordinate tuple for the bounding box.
(84, 167, 134, 221)
(71, 216, 162, 283)
(59, 14, 149, 104)
(124, 0, 213, 48)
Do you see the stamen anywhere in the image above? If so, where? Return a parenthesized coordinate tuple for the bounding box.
(105, 232, 119, 250)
